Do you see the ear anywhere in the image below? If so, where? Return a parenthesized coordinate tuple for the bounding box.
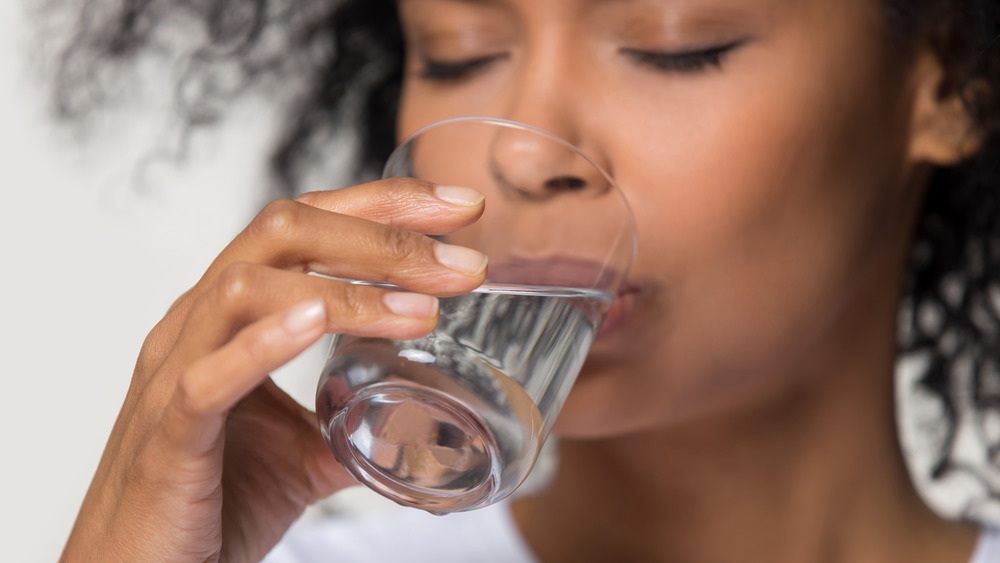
(908, 49, 986, 166)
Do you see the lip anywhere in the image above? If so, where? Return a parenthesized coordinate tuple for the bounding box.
(595, 282, 651, 343)
(484, 257, 648, 342)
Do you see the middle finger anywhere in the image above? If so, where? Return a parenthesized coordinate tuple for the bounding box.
(224, 198, 487, 295)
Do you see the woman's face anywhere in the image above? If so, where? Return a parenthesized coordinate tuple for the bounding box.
(396, 0, 926, 437)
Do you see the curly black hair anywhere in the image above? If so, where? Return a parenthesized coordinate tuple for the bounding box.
(889, 0, 1000, 503)
(53, 0, 1000, 511)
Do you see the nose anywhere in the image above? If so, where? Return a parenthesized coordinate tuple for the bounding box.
(487, 123, 612, 201)
(485, 30, 614, 200)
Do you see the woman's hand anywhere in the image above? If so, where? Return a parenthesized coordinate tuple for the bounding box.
(60, 179, 487, 562)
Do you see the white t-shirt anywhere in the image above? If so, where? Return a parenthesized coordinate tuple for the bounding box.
(263, 501, 536, 563)
(264, 504, 1000, 563)
(971, 528, 1000, 563)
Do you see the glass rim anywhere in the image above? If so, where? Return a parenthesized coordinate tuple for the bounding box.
(383, 116, 638, 269)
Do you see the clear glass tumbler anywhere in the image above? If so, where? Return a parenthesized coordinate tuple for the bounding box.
(316, 117, 636, 513)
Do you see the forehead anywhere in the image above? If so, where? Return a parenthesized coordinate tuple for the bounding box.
(397, 0, 802, 20)
(397, 0, 805, 37)
(397, 0, 799, 7)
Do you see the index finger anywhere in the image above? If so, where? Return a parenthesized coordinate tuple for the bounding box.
(296, 177, 485, 235)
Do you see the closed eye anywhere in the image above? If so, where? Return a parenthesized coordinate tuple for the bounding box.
(419, 54, 508, 81)
(621, 39, 749, 73)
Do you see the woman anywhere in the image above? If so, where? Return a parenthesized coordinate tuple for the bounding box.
(57, 0, 1000, 561)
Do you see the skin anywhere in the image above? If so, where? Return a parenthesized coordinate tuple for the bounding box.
(61, 0, 987, 561)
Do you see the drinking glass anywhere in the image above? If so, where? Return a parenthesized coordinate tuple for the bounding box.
(316, 117, 636, 513)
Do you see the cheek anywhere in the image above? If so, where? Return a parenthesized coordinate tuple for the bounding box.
(573, 18, 913, 428)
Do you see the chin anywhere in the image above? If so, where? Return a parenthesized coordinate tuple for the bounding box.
(548, 372, 654, 439)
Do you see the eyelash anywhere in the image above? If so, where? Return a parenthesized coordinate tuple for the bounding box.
(417, 39, 747, 81)
(420, 55, 506, 80)
(621, 40, 748, 73)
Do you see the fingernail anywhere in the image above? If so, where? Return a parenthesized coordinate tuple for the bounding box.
(435, 185, 484, 206)
(384, 292, 439, 318)
(435, 243, 488, 275)
(284, 300, 326, 335)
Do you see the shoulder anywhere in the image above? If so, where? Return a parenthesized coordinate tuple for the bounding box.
(263, 500, 537, 563)
(969, 527, 1000, 563)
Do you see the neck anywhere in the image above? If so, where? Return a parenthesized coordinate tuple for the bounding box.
(512, 256, 978, 563)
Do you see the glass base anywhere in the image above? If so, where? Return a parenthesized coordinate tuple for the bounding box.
(325, 382, 499, 513)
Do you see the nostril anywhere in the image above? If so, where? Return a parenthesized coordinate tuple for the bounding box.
(545, 176, 586, 191)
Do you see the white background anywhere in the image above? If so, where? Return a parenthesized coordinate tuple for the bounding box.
(0, 2, 346, 560)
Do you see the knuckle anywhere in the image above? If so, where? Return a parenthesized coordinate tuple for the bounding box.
(379, 178, 438, 209)
(250, 198, 300, 240)
(381, 177, 421, 203)
(213, 262, 257, 308)
(380, 185, 407, 210)
(173, 370, 210, 417)
(134, 290, 197, 377)
(378, 225, 424, 264)
(134, 323, 172, 376)
(339, 283, 370, 318)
